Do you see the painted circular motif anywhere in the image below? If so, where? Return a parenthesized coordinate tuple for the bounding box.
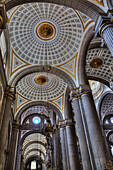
(8, 3, 83, 66)
(36, 22, 55, 40)
(34, 75, 49, 85)
(89, 58, 103, 68)
(32, 18, 59, 44)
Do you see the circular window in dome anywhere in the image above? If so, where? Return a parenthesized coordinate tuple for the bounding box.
(32, 117, 41, 124)
(110, 117, 113, 124)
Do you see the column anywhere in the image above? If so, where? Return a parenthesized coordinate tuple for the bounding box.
(0, 86, 15, 170)
(77, 85, 110, 169)
(64, 94, 81, 170)
(5, 122, 19, 170)
(70, 89, 92, 170)
(95, 10, 113, 56)
(53, 114, 62, 169)
(59, 124, 68, 170)
(53, 129, 62, 169)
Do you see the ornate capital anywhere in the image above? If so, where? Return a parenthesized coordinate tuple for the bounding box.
(95, 10, 113, 38)
(4, 86, 16, 100)
(70, 84, 91, 101)
(59, 118, 74, 128)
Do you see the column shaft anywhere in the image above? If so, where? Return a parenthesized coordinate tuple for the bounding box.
(53, 129, 62, 169)
(101, 24, 113, 56)
(0, 87, 15, 170)
(0, 97, 13, 170)
(81, 93, 110, 169)
(64, 93, 81, 170)
(72, 98, 92, 170)
(65, 124, 81, 170)
(5, 126, 19, 170)
(60, 127, 68, 170)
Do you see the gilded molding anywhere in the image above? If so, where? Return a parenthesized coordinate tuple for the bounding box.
(99, 21, 113, 38)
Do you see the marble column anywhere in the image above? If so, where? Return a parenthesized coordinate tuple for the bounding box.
(64, 94, 81, 170)
(5, 123, 19, 170)
(95, 11, 113, 56)
(70, 90, 92, 170)
(0, 86, 15, 170)
(76, 85, 110, 169)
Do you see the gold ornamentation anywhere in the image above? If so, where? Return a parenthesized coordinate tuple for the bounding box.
(0, 15, 3, 28)
(34, 75, 49, 85)
(93, 0, 104, 6)
(89, 57, 103, 68)
(104, 160, 113, 170)
(36, 21, 56, 41)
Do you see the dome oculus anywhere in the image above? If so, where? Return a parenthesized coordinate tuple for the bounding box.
(32, 117, 41, 124)
(36, 21, 56, 41)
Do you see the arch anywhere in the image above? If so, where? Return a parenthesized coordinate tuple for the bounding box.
(24, 149, 45, 159)
(87, 76, 109, 87)
(23, 141, 46, 152)
(25, 155, 43, 164)
(76, 26, 94, 86)
(20, 130, 47, 146)
(20, 105, 51, 125)
(77, 26, 111, 87)
(16, 101, 63, 121)
(5, 0, 104, 22)
(9, 65, 76, 89)
(22, 113, 49, 125)
(97, 91, 113, 121)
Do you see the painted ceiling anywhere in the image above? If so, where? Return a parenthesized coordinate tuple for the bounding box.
(5, 0, 110, 163)
(16, 72, 67, 115)
(7, 2, 93, 81)
(22, 133, 47, 161)
(86, 47, 113, 83)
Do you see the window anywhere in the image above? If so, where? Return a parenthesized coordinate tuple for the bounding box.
(31, 160, 36, 169)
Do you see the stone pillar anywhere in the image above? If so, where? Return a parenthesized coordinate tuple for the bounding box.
(95, 10, 113, 56)
(5, 122, 19, 170)
(0, 94, 7, 131)
(59, 125, 68, 170)
(53, 114, 62, 169)
(73, 85, 110, 169)
(53, 129, 62, 169)
(64, 94, 81, 170)
(70, 90, 92, 170)
(0, 86, 15, 170)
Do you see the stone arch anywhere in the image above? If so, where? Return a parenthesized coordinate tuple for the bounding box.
(25, 155, 43, 164)
(24, 149, 45, 159)
(20, 130, 47, 146)
(77, 26, 111, 87)
(5, 0, 104, 22)
(15, 100, 63, 121)
(76, 25, 94, 86)
(97, 91, 113, 121)
(23, 141, 46, 152)
(9, 65, 76, 90)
